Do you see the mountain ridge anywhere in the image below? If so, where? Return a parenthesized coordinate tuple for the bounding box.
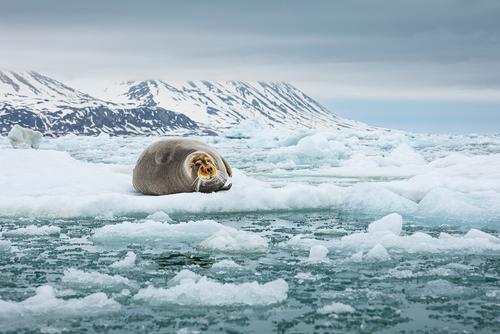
(0, 70, 361, 136)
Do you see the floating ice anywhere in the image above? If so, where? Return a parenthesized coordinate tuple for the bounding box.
(381, 143, 426, 167)
(110, 251, 137, 269)
(146, 211, 172, 222)
(8, 124, 43, 149)
(3, 225, 61, 236)
(93, 219, 266, 252)
(199, 229, 268, 253)
(308, 245, 329, 262)
(0, 285, 119, 319)
(284, 216, 500, 254)
(0, 239, 11, 252)
(317, 302, 355, 314)
(367, 213, 403, 236)
(134, 270, 288, 306)
(295, 272, 318, 281)
(365, 244, 391, 261)
(61, 268, 135, 290)
(211, 259, 242, 270)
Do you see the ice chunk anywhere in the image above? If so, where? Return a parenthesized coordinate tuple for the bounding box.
(211, 259, 242, 270)
(367, 213, 403, 236)
(350, 251, 363, 262)
(110, 251, 137, 269)
(93, 219, 266, 252)
(199, 229, 268, 252)
(0, 239, 11, 252)
(134, 270, 288, 306)
(308, 245, 329, 262)
(317, 302, 355, 314)
(365, 244, 390, 261)
(464, 229, 500, 243)
(295, 272, 318, 281)
(146, 211, 172, 222)
(0, 285, 119, 319)
(62, 269, 135, 290)
(92, 219, 226, 244)
(3, 225, 61, 236)
(381, 143, 426, 167)
(8, 124, 43, 149)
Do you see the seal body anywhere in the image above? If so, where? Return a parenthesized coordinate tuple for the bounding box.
(133, 139, 232, 195)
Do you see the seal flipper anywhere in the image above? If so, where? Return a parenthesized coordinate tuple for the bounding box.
(221, 156, 233, 177)
(219, 183, 232, 191)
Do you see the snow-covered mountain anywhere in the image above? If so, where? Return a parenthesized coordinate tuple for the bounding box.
(1, 70, 359, 136)
(102, 80, 355, 129)
(0, 70, 198, 136)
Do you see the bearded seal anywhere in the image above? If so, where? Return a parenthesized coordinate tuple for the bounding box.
(133, 139, 232, 195)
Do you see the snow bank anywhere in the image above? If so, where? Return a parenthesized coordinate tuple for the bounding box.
(133, 270, 288, 306)
(0, 285, 119, 319)
(3, 225, 61, 236)
(61, 268, 135, 290)
(93, 219, 267, 252)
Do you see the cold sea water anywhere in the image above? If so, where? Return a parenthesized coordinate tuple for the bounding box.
(0, 124, 499, 333)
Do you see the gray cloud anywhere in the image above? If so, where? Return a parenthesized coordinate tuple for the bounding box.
(1, 0, 499, 101)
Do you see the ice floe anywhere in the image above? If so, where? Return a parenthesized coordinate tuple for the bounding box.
(0, 285, 119, 319)
(317, 302, 355, 314)
(110, 251, 137, 269)
(133, 270, 288, 306)
(92, 219, 267, 252)
(1, 129, 500, 224)
(61, 268, 135, 290)
(308, 245, 329, 262)
(199, 229, 268, 252)
(284, 213, 500, 254)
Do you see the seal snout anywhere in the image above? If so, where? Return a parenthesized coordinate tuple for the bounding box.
(192, 154, 218, 180)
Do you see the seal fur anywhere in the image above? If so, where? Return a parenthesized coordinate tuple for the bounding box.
(133, 139, 232, 195)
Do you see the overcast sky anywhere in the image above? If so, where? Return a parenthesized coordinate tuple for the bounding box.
(1, 0, 499, 133)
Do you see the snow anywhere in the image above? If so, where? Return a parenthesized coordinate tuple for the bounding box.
(110, 251, 137, 269)
(0, 285, 119, 319)
(61, 269, 135, 290)
(133, 270, 288, 306)
(3, 225, 61, 236)
(317, 302, 355, 314)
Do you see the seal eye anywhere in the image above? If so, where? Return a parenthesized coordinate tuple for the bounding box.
(194, 162, 202, 168)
